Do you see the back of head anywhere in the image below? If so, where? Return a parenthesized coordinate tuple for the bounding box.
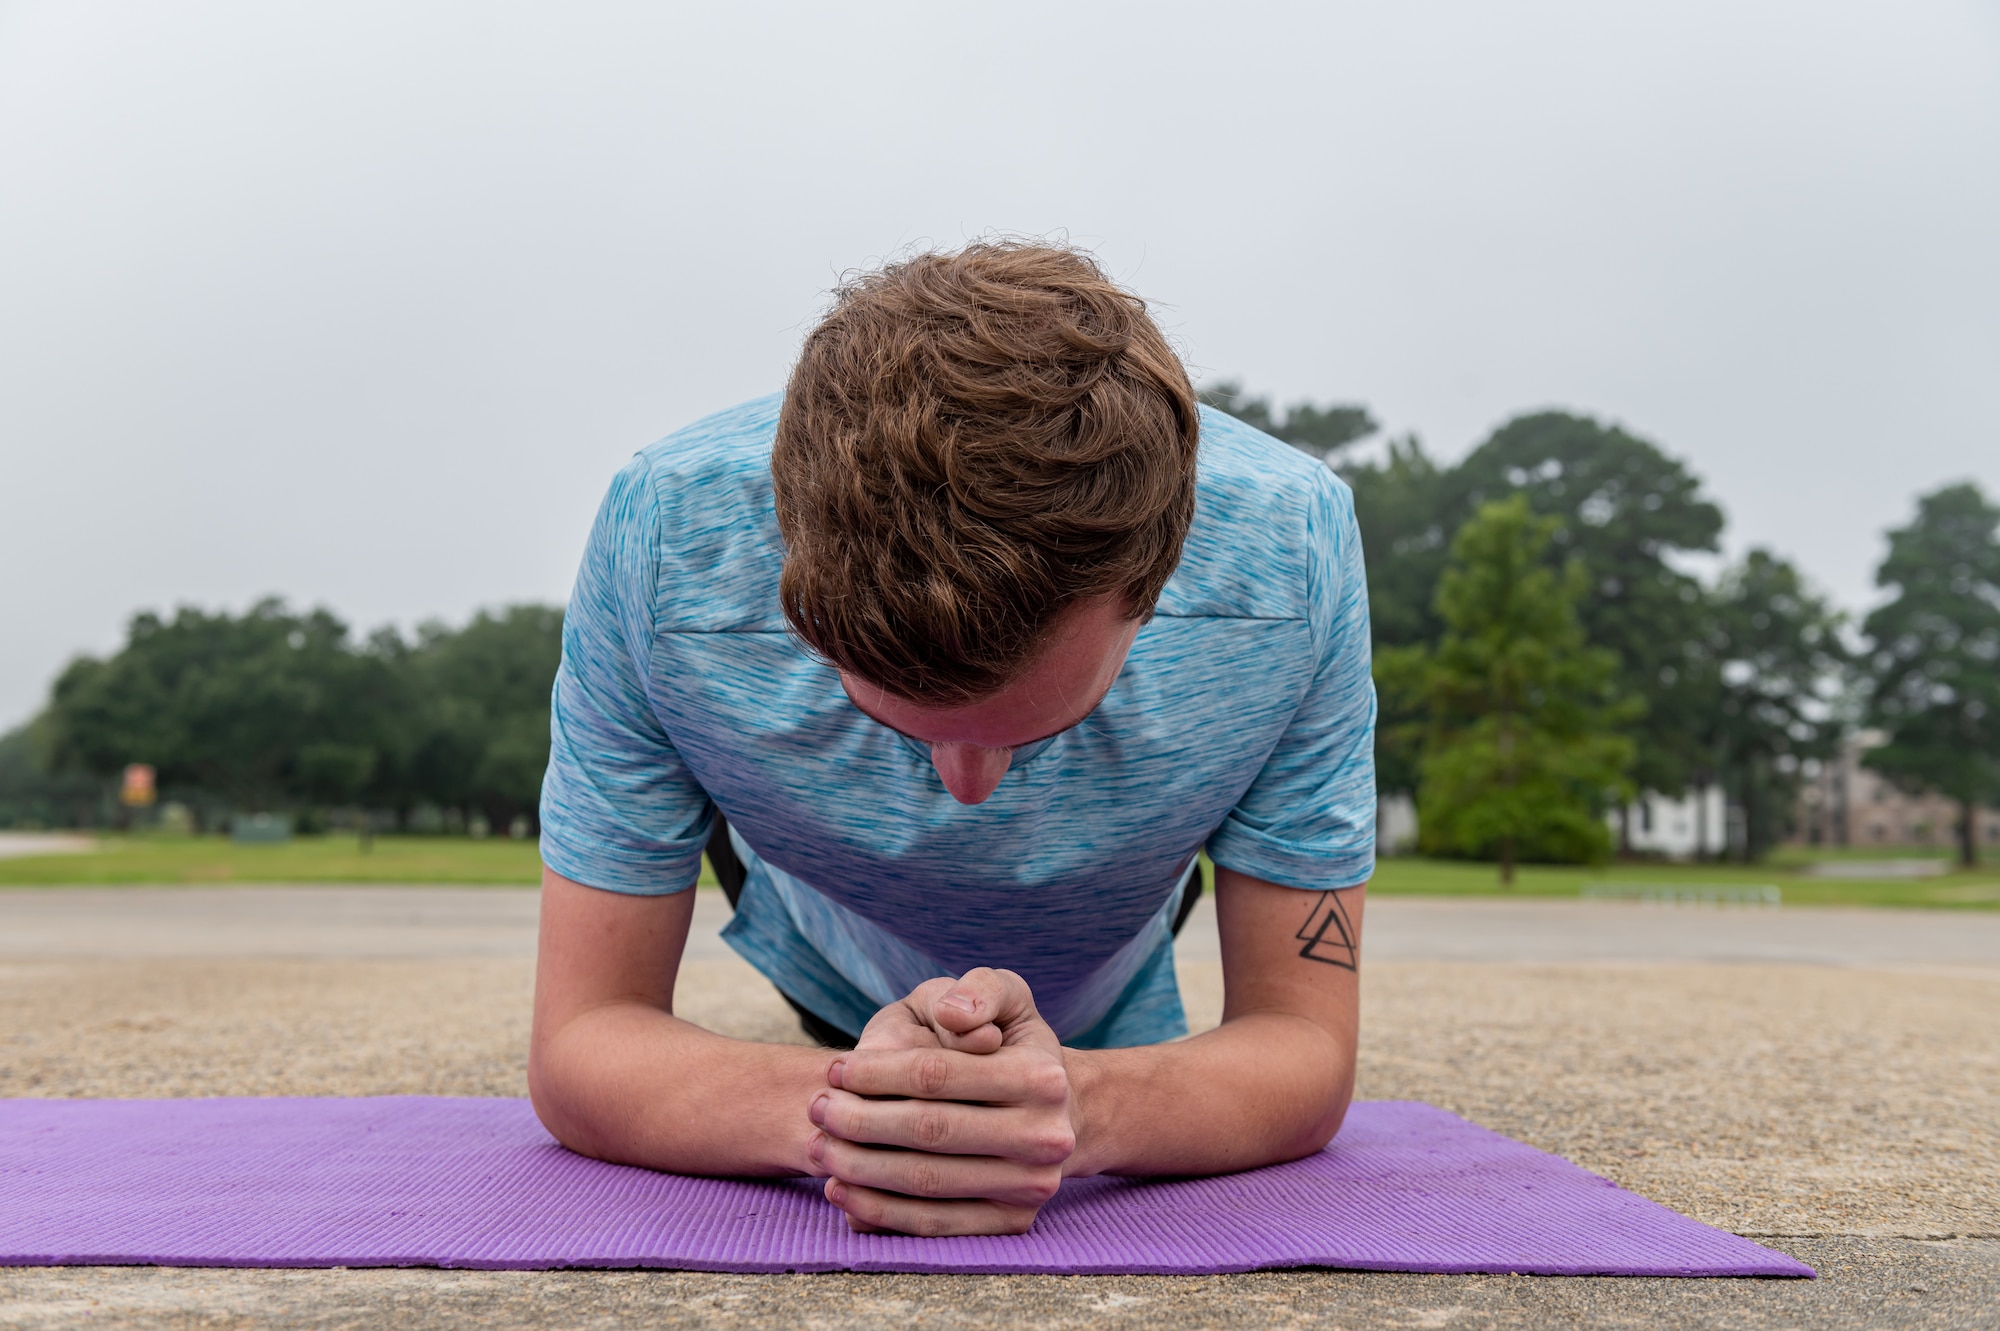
(772, 241, 1200, 707)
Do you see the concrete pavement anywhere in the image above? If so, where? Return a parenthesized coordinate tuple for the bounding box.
(6, 883, 1999, 969)
(2, 885, 1996, 1328)
(0, 834, 90, 861)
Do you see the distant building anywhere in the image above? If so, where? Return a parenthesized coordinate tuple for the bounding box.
(1377, 741, 2000, 859)
(1382, 788, 1729, 859)
(1791, 729, 2000, 849)
(1614, 787, 1728, 859)
(1377, 792, 1419, 855)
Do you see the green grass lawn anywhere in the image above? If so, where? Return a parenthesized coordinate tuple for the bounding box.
(3, 832, 1993, 907)
(0, 833, 555, 886)
(1365, 854, 2000, 909)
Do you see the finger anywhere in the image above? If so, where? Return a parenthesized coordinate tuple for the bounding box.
(857, 979, 995, 1054)
(852, 980, 954, 1048)
(930, 967, 1038, 1042)
(831, 1046, 1069, 1106)
(933, 1019, 1003, 1055)
(823, 1178, 1042, 1237)
(812, 1089, 1076, 1165)
(810, 1133, 1062, 1209)
(850, 1011, 946, 1054)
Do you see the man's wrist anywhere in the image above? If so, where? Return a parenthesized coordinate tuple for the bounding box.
(795, 1050, 846, 1176)
(1058, 1046, 1113, 1178)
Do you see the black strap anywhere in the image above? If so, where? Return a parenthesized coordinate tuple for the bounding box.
(1172, 858, 1206, 938)
(705, 810, 747, 909)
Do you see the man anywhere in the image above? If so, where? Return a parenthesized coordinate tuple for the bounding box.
(531, 242, 1375, 1238)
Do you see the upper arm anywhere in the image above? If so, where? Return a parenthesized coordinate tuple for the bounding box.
(1213, 865, 1365, 1039)
(531, 867, 696, 1061)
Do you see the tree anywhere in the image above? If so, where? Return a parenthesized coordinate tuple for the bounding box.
(1198, 381, 1377, 463)
(1341, 435, 1452, 795)
(0, 715, 105, 828)
(1698, 551, 1849, 861)
(395, 605, 563, 835)
(1343, 435, 1452, 652)
(1861, 482, 2000, 868)
(33, 599, 564, 832)
(1379, 496, 1636, 883)
(1445, 413, 1724, 823)
(45, 601, 406, 815)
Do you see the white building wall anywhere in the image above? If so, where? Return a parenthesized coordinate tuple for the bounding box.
(1377, 793, 1419, 855)
(1376, 788, 1726, 859)
(1613, 787, 1727, 859)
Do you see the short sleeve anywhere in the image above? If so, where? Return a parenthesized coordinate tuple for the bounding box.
(1204, 469, 1377, 891)
(538, 455, 714, 894)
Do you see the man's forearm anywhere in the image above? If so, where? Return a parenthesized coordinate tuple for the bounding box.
(528, 1002, 836, 1178)
(1063, 1010, 1354, 1178)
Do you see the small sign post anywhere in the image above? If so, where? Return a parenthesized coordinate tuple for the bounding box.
(120, 765, 156, 807)
(120, 764, 156, 832)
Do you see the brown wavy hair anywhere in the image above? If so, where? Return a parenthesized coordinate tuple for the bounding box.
(772, 242, 1199, 707)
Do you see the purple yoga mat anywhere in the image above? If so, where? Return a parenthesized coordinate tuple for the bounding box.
(0, 1097, 1808, 1277)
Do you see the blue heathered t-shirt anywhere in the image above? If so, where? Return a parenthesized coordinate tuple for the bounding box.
(539, 395, 1376, 1049)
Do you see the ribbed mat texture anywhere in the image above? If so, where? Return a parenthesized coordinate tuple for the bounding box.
(0, 1097, 1809, 1276)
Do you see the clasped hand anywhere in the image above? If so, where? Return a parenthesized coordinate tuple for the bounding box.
(805, 968, 1078, 1236)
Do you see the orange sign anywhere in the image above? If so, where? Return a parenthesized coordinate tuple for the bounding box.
(121, 764, 157, 808)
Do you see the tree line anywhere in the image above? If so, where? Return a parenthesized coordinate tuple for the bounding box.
(1204, 383, 2000, 870)
(0, 602, 562, 836)
(5, 394, 1996, 864)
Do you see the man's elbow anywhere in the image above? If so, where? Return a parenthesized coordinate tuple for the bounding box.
(526, 1027, 615, 1163)
(1275, 1030, 1356, 1161)
(1291, 1082, 1354, 1158)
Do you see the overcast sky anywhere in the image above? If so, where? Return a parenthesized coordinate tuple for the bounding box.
(2, 1, 1996, 729)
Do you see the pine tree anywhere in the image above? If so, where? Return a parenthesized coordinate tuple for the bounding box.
(1863, 482, 2000, 868)
(1698, 550, 1848, 861)
(1444, 413, 1723, 828)
(1380, 496, 1637, 884)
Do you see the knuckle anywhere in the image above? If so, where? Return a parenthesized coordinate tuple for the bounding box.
(913, 1109, 952, 1149)
(914, 1053, 952, 1097)
(999, 1206, 1037, 1235)
(1024, 1062, 1068, 1102)
(1024, 1169, 1062, 1205)
(907, 1161, 947, 1199)
(1028, 1128, 1077, 1165)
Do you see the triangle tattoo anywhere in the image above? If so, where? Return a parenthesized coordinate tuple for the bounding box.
(1295, 890, 1359, 970)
